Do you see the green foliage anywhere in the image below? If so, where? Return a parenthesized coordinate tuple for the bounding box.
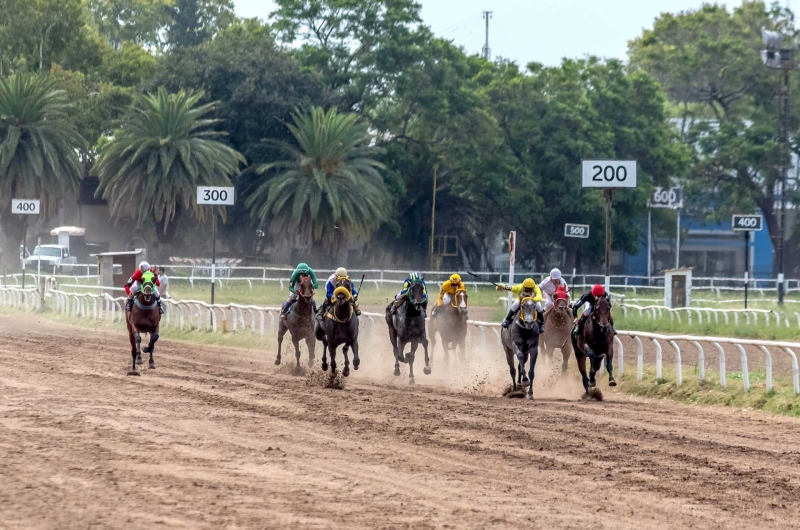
(0, 73, 85, 214)
(94, 88, 245, 235)
(246, 107, 391, 259)
(88, 0, 174, 50)
(103, 41, 158, 87)
(165, 0, 235, 49)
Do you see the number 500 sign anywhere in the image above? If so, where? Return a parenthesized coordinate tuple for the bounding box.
(581, 160, 637, 188)
(197, 186, 235, 205)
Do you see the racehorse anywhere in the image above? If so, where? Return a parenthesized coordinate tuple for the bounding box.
(314, 277, 360, 376)
(500, 296, 540, 400)
(570, 295, 616, 397)
(385, 280, 430, 385)
(428, 289, 468, 363)
(126, 281, 161, 376)
(275, 275, 316, 371)
(541, 285, 573, 374)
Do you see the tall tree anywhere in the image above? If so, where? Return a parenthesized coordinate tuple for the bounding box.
(88, 0, 174, 50)
(165, 0, 235, 49)
(93, 88, 245, 242)
(246, 107, 391, 261)
(0, 73, 85, 240)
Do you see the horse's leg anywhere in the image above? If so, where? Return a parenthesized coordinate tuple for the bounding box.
(572, 335, 590, 397)
(329, 342, 337, 373)
(147, 330, 158, 369)
(127, 328, 138, 376)
(134, 331, 142, 366)
(408, 342, 418, 386)
(342, 343, 351, 377)
(292, 335, 303, 372)
(606, 349, 616, 386)
(275, 319, 287, 366)
(351, 339, 360, 372)
(306, 334, 316, 367)
(422, 334, 431, 375)
(508, 357, 517, 391)
(515, 346, 529, 386)
(588, 347, 598, 388)
(561, 341, 572, 375)
(527, 343, 539, 401)
(321, 336, 329, 371)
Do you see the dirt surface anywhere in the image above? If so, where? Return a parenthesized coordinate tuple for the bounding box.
(3, 314, 800, 529)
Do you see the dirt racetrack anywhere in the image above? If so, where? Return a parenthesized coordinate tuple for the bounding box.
(3, 314, 800, 529)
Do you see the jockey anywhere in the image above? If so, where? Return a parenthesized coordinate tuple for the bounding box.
(388, 272, 428, 317)
(431, 273, 466, 318)
(572, 284, 616, 336)
(125, 261, 163, 314)
(280, 262, 319, 317)
(539, 268, 569, 312)
(497, 278, 544, 331)
(317, 267, 360, 320)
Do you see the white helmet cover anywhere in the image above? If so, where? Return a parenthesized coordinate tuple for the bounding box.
(335, 267, 348, 277)
(139, 261, 150, 271)
(550, 268, 562, 280)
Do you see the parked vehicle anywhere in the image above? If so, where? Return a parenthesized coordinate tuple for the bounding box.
(25, 245, 78, 274)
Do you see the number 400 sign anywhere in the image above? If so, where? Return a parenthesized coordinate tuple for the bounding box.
(581, 160, 637, 188)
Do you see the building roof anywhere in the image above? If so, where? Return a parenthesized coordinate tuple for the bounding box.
(90, 249, 144, 258)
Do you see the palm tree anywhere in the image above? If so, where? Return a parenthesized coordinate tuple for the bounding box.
(0, 73, 85, 240)
(246, 107, 391, 260)
(94, 88, 245, 238)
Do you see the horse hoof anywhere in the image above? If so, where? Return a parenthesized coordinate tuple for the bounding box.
(393, 367, 401, 377)
(404, 354, 413, 363)
(343, 367, 350, 377)
(423, 366, 431, 375)
(609, 379, 617, 387)
(353, 358, 360, 368)
(143, 346, 152, 354)
(408, 378, 415, 387)
(148, 363, 155, 370)
(526, 394, 534, 401)
(589, 380, 597, 388)
(321, 362, 329, 372)
(127, 370, 140, 376)
(521, 377, 530, 387)
(275, 359, 281, 366)
(135, 355, 142, 365)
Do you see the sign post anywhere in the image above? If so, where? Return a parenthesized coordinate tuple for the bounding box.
(564, 223, 590, 238)
(647, 186, 683, 279)
(12, 199, 40, 289)
(197, 186, 235, 305)
(732, 214, 763, 309)
(581, 160, 637, 291)
(507, 231, 516, 307)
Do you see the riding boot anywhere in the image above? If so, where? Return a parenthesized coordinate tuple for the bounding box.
(126, 297, 134, 312)
(312, 300, 318, 314)
(281, 299, 295, 317)
(353, 298, 361, 316)
(501, 309, 515, 329)
(317, 299, 330, 320)
(388, 298, 402, 316)
(157, 298, 164, 315)
(537, 311, 545, 333)
(422, 301, 428, 319)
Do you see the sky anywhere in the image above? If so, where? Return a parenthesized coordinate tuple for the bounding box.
(232, 0, 765, 67)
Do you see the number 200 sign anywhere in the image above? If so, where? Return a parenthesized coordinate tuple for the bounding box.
(197, 186, 235, 205)
(581, 160, 637, 188)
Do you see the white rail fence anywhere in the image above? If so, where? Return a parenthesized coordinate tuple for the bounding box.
(620, 303, 797, 328)
(2, 287, 798, 396)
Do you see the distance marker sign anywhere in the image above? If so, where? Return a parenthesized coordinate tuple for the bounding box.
(581, 160, 637, 188)
(197, 186, 235, 205)
(564, 223, 590, 238)
(12, 199, 40, 214)
(732, 214, 763, 231)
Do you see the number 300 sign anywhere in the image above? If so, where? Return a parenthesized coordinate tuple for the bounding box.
(581, 160, 637, 188)
(197, 186, 235, 205)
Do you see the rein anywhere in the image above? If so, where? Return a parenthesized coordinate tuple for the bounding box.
(134, 296, 158, 311)
(325, 302, 354, 324)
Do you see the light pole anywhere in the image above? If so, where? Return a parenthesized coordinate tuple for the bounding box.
(761, 28, 795, 305)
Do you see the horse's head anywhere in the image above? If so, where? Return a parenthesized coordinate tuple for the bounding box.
(518, 296, 537, 329)
(593, 296, 612, 333)
(333, 277, 352, 307)
(409, 281, 426, 310)
(554, 286, 570, 312)
(455, 289, 468, 320)
(141, 282, 154, 303)
(298, 275, 314, 299)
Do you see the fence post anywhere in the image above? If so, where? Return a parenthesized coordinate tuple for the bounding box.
(734, 344, 750, 392)
(652, 338, 662, 380)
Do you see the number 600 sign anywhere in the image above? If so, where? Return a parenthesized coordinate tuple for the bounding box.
(581, 160, 637, 188)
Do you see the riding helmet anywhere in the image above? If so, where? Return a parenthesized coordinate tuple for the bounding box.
(296, 262, 310, 273)
(139, 261, 150, 271)
(591, 284, 605, 297)
(449, 273, 461, 284)
(550, 268, 562, 280)
(335, 267, 348, 278)
(522, 278, 536, 289)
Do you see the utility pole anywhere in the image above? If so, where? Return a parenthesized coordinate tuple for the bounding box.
(429, 164, 438, 271)
(482, 11, 492, 60)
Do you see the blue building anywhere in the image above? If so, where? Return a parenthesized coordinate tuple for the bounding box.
(622, 213, 773, 279)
